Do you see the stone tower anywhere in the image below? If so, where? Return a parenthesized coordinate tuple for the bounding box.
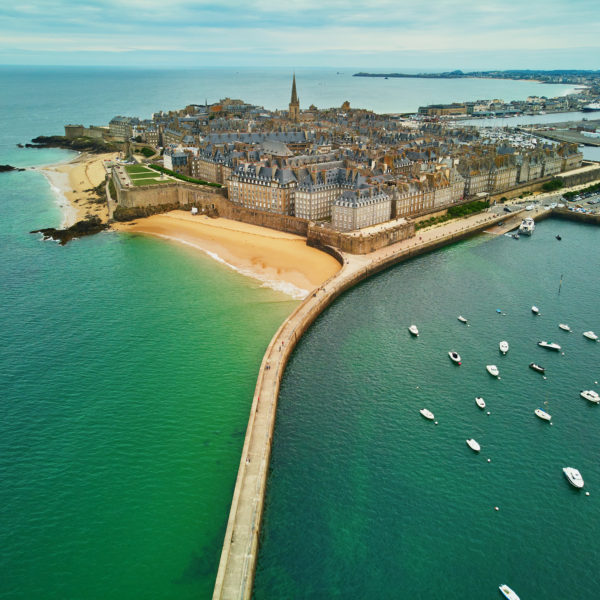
(289, 74, 299, 122)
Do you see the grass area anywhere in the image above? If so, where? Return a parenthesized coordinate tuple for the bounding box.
(415, 200, 490, 231)
(129, 172, 160, 179)
(131, 178, 165, 186)
(125, 164, 155, 174)
(149, 164, 222, 188)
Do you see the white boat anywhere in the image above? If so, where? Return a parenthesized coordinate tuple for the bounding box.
(563, 467, 584, 489)
(499, 341, 509, 354)
(420, 408, 435, 420)
(408, 325, 419, 337)
(457, 315, 468, 324)
(531, 305, 540, 314)
(448, 351, 462, 365)
(583, 330, 598, 341)
(558, 323, 571, 332)
(475, 396, 486, 409)
(535, 408, 552, 421)
(580, 390, 600, 404)
(519, 217, 535, 235)
(538, 341, 561, 351)
(499, 584, 520, 600)
(466, 438, 480, 452)
(486, 364, 500, 377)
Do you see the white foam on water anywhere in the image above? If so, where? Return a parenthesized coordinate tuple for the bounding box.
(34, 167, 77, 228)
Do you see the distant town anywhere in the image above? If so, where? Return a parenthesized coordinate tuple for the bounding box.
(53, 74, 600, 252)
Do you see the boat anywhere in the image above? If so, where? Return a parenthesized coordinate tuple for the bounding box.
(448, 351, 462, 365)
(420, 408, 435, 420)
(529, 362, 546, 374)
(583, 331, 598, 341)
(499, 341, 509, 354)
(580, 390, 600, 403)
(531, 305, 540, 314)
(538, 341, 561, 351)
(519, 217, 535, 235)
(512, 233, 520, 239)
(457, 315, 468, 324)
(466, 438, 480, 452)
(408, 325, 419, 337)
(556, 234, 562, 240)
(475, 396, 486, 409)
(486, 364, 500, 377)
(535, 408, 552, 421)
(582, 102, 600, 112)
(558, 323, 571, 332)
(499, 584, 520, 600)
(563, 467, 584, 489)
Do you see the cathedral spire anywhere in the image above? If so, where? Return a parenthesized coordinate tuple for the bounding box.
(289, 73, 299, 122)
(291, 73, 298, 104)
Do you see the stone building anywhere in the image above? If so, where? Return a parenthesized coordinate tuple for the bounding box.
(332, 187, 391, 231)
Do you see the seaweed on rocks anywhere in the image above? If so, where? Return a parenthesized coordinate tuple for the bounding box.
(31, 216, 108, 245)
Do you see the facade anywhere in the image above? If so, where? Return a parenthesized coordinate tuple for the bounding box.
(332, 187, 391, 231)
(109, 116, 139, 141)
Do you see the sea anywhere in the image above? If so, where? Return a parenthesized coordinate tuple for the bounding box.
(0, 66, 597, 599)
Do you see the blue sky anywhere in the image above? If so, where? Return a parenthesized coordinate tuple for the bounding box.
(1, 0, 599, 69)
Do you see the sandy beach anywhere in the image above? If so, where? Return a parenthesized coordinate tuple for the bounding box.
(36, 152, 118, 227)
(113, 211, 341, 298)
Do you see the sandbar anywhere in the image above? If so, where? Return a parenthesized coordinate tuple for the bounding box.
(113, 211, 341, 299)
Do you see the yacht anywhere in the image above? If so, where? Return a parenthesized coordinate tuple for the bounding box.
(583, 330, 598, 341)
(499, 341, 509, 354)
(538, 341, 561, 351)
(563, 467, 584, 489)
(466, 438, 480, 452)
(408, 325, 419, 337)
(535, 408, 552, 421)
(486, 364, 500, 377)
(448, 351, 462, 365)
(519, 217, 535, 235)
(457, 315, 468, 324)
(420, 408, 435, 420)
(531, 305, 540, 315)
(529, 362, 546, 374)
(475, 396, 486, 409)
(558, 323, 571, 332)
(499, 584, 520, 600)
(580, 390, 600, 403)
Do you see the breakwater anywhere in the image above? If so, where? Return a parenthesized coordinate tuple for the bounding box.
(211, 210, 511, 599)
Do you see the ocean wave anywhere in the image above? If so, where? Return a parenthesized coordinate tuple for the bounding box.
(149, 233, 309, 300)
(35, 168, 77, 228)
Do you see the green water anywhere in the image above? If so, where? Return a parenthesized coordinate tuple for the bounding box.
(255, 220, 600, 599)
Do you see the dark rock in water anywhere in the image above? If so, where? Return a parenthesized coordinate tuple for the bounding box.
(17, 143, 24, 148)
(26, 135, 119, 154)
(0, 164, 24, 172)
(31, 216, 108, 245)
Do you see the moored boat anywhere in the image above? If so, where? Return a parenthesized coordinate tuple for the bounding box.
(580, 390, 600, 404)
(563, 467, 584, 489)
(538, 341, 561, 351)
(499, 584, 520, 600)
(475, 396, 486, 409)
(583, 330, 598, 341)
(457, 315, 468, 324)
(448, 351, 462, 365)
(499, 340, 509, 354)
(519, 217, 535, 235)
(558, 323, 571, 332)
(531, 305, 539, 314)
(420, 408, 435, 420)
(466, 438, 480, 452)
(529, 362, 545, 373)
(535, 408, 552, 421)
(408, 324, 419, 337)
(486, 364, 500, 377)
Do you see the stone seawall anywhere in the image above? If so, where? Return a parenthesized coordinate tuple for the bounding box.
(211, 211, 508, 600)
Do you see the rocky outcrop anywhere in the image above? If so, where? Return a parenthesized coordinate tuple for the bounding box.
(25, 135, 119, 154)
(0, 164, 24, 172)
(31, 216, 108, 245)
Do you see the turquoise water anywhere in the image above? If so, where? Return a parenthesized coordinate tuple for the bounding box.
(255, 220, 600, 599)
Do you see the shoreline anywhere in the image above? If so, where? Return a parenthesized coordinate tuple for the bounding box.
(113, 212, 341, 300)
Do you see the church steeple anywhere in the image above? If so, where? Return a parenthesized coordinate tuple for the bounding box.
(289, 73, 299, 122)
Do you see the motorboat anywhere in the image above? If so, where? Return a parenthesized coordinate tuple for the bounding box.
(499, 584, 520, 600)
(466, 438, 480, 452)
(538, 341, 561, 351)
(531, 305, 540, 315)
(558, 323, 571, 332)
(580, 390, 600, 403)
(486, 364, 500, 377)
(563, 467, 584, 489)
(448, 351, 462, 365)
(499, 341, 509, 354)
(512, 233, 520, 239)
(583, 331, 598, 341)
(408, 325, 419, 337)
(535, 408, 552, 421)
(519, 217, 535, 235)
(457, 315, 468, 324)
(420, 408, 435, 420)
(475, 396, 486, 409)
(556, 234, 562, 240)
(529, 362, 546, 374)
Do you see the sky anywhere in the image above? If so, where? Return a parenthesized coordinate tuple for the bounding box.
(1, 0, 599, 69)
